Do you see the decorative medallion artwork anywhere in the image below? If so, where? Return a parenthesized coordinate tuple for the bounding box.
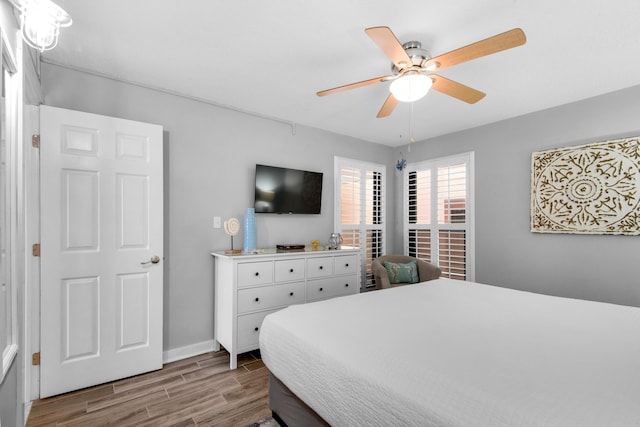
(531, 136, 640, 234)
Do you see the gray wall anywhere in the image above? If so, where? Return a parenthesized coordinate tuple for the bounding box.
(41, 63, 394, 352)
(0, 362, 17, 427)
(399, 84, 640, 307)
(41, 63, 640, 362)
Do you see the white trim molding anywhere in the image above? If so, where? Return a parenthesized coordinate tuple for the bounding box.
(162, 340, 218, 364)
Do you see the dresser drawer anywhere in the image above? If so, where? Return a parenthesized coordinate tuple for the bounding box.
(237, 282, 305, 314)
(334, 254, 359, 276)
(237, 309, 278, 350)
(306, 274, 358, 302)
(307, 257, 333, 278)
(237, 261, 273, 287)
(274, 258, 305, 283)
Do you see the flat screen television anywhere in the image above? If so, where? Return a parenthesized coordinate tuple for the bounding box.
(254, 164, 323, 214)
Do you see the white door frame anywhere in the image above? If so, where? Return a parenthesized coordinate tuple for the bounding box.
(24, 104, 40, 406)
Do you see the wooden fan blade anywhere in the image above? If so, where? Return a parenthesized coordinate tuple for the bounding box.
(365, 26, 413, 70)
(430, 75, 486, 104)
(425, 28, 526, 72)
(316, 75, 391, 97)
(377, 93, 399, 118)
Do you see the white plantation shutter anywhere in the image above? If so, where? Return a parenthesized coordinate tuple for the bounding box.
(365, 169, 384, 287)
(405, 153, 474, 281)
(340, 166, 360, 226)
(339, 166, 362, 268)
(335, 157, 385, 290)
(408, 169, 432, 262)
(437, 164, 468, 279)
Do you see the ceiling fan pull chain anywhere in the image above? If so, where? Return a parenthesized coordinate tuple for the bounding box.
(408, 101, 415, 152)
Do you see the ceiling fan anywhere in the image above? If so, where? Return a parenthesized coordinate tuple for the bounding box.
(317, 26, 526, 118)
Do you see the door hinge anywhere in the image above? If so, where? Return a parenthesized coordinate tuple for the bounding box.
(32, 243, 40, 257)
(32, 134, 40, 149)
(32, 352, 40, 366)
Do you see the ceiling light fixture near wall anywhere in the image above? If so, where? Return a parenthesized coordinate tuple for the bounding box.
(8, 0, 72, 51)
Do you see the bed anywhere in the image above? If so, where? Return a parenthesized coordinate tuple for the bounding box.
(259, 278, 640, 426)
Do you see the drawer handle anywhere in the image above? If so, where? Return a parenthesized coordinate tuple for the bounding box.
(255, 297, 259, 302)
(319, 266, 323, 270)
(289, 292, 294, 296)
(345, 283, 349, 287)
(254, 272, 259, 276)
(345, 263, 349, 267)
(319, 287, 323, 292)
(290, 268, 294, 273)
(254, 327, 259, 332)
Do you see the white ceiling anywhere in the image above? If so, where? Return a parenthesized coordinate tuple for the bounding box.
(41, 0, 640, 147)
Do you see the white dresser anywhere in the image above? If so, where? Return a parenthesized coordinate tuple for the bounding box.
(211, 248, 360, 369)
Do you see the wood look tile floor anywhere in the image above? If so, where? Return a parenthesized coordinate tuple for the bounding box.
(26, 349, 273, 427)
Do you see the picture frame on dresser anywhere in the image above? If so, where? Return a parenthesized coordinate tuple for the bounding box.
(211, 248, 361, 369)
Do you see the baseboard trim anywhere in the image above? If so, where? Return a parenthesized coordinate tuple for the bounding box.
(24, 401, 32, 425)
(163, 340, 217, 364)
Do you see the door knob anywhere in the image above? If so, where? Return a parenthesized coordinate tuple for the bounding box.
(141, 255, 161, 265)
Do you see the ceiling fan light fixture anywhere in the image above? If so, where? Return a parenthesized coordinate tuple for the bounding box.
(8, 0, 72, 51)
(390, 73, 432, 102)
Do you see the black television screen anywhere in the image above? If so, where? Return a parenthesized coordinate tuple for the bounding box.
(254, 164, 323, 214)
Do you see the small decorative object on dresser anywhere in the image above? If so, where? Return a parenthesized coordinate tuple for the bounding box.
(243, 207, 257, 252)
(223, 218, 241, 255)
(327, 233, 343, 249)
(276, 244, 305, 251)
(211, 247, 360, 369)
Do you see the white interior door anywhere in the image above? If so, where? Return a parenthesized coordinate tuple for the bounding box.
(40, 105, 163, 397)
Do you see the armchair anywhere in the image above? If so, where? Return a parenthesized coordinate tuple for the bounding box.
(372, 255, 441, 290)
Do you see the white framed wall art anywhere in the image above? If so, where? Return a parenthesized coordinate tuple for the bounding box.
(531, 136, 640, 234)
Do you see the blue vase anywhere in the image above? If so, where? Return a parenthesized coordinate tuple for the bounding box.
(243, 207, 257, 252)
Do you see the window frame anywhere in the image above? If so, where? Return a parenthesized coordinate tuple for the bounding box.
(0, 27, 19, 384)
(334, 156, 386, 291)
(402, 151, 475, 281)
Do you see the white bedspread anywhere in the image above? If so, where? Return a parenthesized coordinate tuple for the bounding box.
(259, 279, 640, 426)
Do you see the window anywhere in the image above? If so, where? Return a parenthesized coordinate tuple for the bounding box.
(334, 157, 385, 290)
(0, 32, 18, 383)
(404, 152, 474, 281)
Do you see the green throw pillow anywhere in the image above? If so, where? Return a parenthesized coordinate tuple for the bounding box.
(383, 260, 419, 284)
